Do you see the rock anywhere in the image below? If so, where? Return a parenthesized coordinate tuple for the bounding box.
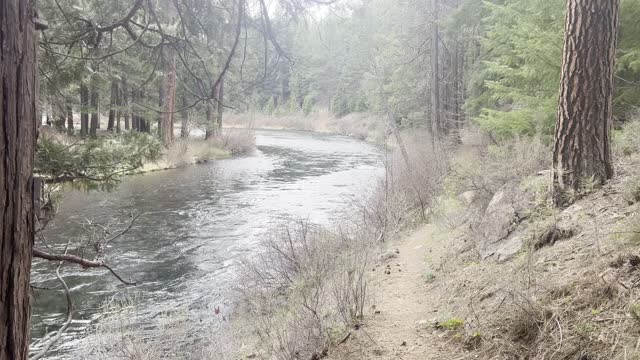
(478, 174, 547, 261)
(401, 341, 407, 346)
(460, 190, 478, 205)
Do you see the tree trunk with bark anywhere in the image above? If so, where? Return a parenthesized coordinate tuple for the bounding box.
(80, 82, 89, 136)
(216, 77, 224, 134)
(89, 77, 99, 138)
(157, 72, 165, 136)
(0, 0, 38, 358)
(108, 80, 118, 131)
(552, 0, 620, 205)
(161, 47, 177, 145)
(430, 0, 441, 142)
(115, 84, 121, 133)
(139, 88, 149, 133)
(180, 93, 189, 138)
(54, 103, 66, 131)
(205, 98, 215, 141)
(122, 80, 130, 130)
(66, 103, 74, 134)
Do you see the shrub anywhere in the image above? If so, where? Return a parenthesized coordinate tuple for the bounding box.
(614, 113, 640, 157)
(302, 94, 314, 116)
(36, 131, 163, 190)
(447, 131, 549, 209)
(264, 97, 276, 115)
(236, 220, 376, 360)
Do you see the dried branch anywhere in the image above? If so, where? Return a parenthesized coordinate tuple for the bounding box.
(33, 249, 137, 286)
(30, 250, 74, 360)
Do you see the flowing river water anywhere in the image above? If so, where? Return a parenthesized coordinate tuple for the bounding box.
(30, 130, 383, 357)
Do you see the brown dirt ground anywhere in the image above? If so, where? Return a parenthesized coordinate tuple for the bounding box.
(329, 169, 640, 360)
(327, 225, 467, 360)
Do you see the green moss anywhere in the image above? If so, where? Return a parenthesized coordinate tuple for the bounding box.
(574, 322, 599, 338)
(631, 303, 640, 322)
(437, 318, 465, 331)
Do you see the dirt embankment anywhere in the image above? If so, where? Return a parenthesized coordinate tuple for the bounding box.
(331, 165, 640, 359)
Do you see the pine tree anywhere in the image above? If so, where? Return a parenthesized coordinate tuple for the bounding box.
(552, 0, 621, 205)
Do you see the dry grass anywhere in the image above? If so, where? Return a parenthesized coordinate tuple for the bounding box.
(412, 119, 640, 360)
(142, 129, 256, 172)
(225, 111, 387, 143)
(84, 297, 239, 360)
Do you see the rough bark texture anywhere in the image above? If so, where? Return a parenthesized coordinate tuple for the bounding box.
(0, 0, 38, 358)
(552, 0, 620, 205)
(161, 47, 177, 145)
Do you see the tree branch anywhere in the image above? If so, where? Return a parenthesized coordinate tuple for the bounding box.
(33, 249, 137, 286)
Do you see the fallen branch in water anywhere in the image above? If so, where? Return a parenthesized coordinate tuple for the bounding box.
(33, 249, 137, 286)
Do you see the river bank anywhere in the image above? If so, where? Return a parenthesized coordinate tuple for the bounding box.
(326, 120, 640, 359)
(136, 129, 256, 174)
(31, 130, 384, 359)
(224, 111, 388, 144)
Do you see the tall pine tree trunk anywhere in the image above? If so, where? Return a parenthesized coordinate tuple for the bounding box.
(216, 77, 224, 134)
(158, 72, 165, 136)
(161, 47, 177, 145)
(552, 0, 620, 205)
(54, 102, 66, 131)
(180, 93, 189, 138)
(139, 88, 149, 133)
(89, 77, 99, 138)
(122, 80, 130, 130)
(108, 80, 118, 131)
(0, 0, 38, 358)
(116, 84, 121, 133)
(66, 103, 74, 134)
(80, 82, 89, 136)
(430, 0, 441, 142)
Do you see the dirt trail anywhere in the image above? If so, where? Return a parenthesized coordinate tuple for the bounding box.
(330, 224, 461, 359)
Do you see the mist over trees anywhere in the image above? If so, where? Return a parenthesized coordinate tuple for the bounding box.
(2, 0, 640, 358)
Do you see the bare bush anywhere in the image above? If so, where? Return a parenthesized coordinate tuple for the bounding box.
(354, 129, 449, 239)
(85, 297, 237, 360)
(219, 129, 256, 155)
(235, 220, 376, 359)
(447, 130, 550, 210)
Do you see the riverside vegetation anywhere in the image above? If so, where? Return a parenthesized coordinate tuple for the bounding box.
(3, 0, 640, 360)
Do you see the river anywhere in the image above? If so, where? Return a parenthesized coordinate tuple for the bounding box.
(30, 130, 383, 357)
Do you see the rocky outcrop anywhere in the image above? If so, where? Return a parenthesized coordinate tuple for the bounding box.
(478, 173, 548, 261)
